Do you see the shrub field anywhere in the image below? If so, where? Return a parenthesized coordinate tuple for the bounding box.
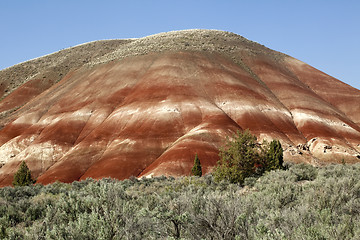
(1, 163, 359, 239)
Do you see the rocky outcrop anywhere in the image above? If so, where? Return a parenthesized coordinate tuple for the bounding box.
(0, 30, 359, 186)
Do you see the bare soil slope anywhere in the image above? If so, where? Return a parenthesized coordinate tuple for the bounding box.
(0, 30, 359, 186)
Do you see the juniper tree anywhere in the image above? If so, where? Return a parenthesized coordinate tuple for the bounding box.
(213, 130, 284, 184)
(191, 154, 202, 177)
(12, 161, 35, 187)
(265, 140, 284, 171)
(213, 130, 262, 184)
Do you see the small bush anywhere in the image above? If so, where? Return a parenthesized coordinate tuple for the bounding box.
(191, 154, 202, 177)
(12, 161, 35, 187)
(265, 139, 284, 171)
(213, 130, 284, 184)
(290, 163, 318, 181)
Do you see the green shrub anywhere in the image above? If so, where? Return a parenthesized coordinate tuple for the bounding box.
(213, 130, 261, 184)
(213, 130, 284, 184)
(191, 154, 202, 177)
(0, 224, 6, 239)
(290, 163, 318, 181)
(265, 139, 284, 171)
(12, 161, 35, 187)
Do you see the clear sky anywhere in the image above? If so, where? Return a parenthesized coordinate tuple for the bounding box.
(1, 0, 359, 90)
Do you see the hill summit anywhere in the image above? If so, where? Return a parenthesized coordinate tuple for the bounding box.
(0, 30, 359, 186)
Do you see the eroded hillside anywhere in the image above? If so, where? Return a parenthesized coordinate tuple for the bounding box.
(0, 30, 359, 186)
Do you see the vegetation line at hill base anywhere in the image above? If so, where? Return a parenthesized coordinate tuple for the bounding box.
(1, 163, 359, 240)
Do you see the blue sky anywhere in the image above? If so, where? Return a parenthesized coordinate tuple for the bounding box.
(1, 1, 359, 90)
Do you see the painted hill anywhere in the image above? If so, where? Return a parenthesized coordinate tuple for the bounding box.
(0, 30, 359, 186)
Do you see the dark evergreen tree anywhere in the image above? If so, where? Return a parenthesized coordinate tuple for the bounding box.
(12, 161, 35, 187)
(265, 140, 284, 171)
(213, 130, 284, 184)
(213, 130, 262, 184)
(191, 154, 202, 177)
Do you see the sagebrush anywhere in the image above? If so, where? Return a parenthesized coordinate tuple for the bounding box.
(0, 163, 359, 239)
